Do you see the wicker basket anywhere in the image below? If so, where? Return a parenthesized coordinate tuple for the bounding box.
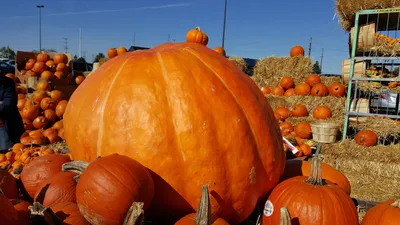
(310, 122, 340, 144)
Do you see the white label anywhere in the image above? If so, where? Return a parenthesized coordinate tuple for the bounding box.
(263, 200, 274, 217)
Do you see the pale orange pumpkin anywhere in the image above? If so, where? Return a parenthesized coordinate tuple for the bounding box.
(186, 26, 209, 46)
(214, 46, 226, 56)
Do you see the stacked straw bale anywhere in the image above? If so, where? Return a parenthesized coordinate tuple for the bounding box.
(323, 140, 400, 203)
(228, 57, 247, 73)
(251, 56, 312, 88)
(336, 0, 400, 31)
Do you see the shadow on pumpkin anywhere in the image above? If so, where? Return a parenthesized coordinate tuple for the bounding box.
(54, 211, 72, 222)
(291, 217, 300, 225)
(210, 190, 240, 222)
(146, 170, 194, 223)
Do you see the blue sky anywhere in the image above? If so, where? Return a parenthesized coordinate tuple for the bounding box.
(0, 0, 349, 74)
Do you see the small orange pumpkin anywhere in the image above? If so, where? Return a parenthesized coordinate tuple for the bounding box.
(36, 53, 50, 62)
(274, 107, 290, 121)
(313, 106, 332, 120)
(311, 83, 329, 97)
(328, 83, 346, 97)
(284, 88, 295, 96)
(279, 76, 294, 90)
(261, 86, 271, 95)
(186, 26, 209, 46)
(290, 45, 305, 57)
(294, 83, 311, 96)
(305, 74, 321, 87)
(355, 130, 378, 147)
(75, 75, 85, 85)
(271, 86, 285, 96)
(294, 122, 312, 139)
(53, 54, 68, 64)
(117, 46, 128, 55)
(361, 199, 400, 225)
(107, 48, 118, 58)
(213, 46, 226, 56)
(290, 104, 308, 117)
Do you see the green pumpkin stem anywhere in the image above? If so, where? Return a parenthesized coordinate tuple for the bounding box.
(61, 160, 90, 182)
(391, 199, 400, 208)
(305, 155, 327, 186)
(29, 202, 64, 225)
(123, 202, 144, 225)
(280, 207, 292, 225)
(195, 185, 211, 225)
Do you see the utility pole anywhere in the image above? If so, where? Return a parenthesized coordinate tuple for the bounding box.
(308, 37, 312, 57)
(36, 5, 44, 52)
(63, 37, 69, 53)
(79, 28, 82, 58)
(222, 0, 228, 48)
(320, 48, 324, 73)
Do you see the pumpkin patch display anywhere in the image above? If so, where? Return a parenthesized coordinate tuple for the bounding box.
(262, 156, 359, 225)
(355, 130, 378, 147)
(361, 199, 400, 225)
(63, 42, 285, 224)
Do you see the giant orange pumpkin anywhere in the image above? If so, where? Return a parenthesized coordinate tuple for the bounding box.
(361, 199, 400, 225)
(20, 154, 71, 198)
(63, 42, 286, 224)
(262, 157, 358, 225)
(280, 159, 351, 195)
(186, 27, 209, 46)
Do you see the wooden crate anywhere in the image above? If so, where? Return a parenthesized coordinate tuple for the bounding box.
(350, 23, 376, 49)
(342, 59, 370, 83)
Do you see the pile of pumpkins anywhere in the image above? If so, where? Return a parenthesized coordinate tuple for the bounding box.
(16, 79, 67, 146)
(0, 152, 398, 225)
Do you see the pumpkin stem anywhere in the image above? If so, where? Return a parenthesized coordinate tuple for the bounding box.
(280, 207, 292, 225)
(29, 202, 64, 225)
(390, 199, 400, 208)
(61, 160, 90, 182)
(123, 202, 144, 225)
(35, 184, 50, 204)
(195, 26, 201, 32)
(195, 185, 211, 225)
(305, 155, 327, 186)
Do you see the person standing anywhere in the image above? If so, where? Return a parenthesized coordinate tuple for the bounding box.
(0, 74, 24, 151)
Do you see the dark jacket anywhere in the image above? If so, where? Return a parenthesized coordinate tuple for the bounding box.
(0, 75, 24, 144)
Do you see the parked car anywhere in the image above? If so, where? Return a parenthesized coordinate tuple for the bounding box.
(370, 91, 400, 114)
(0, 61, 15, 76)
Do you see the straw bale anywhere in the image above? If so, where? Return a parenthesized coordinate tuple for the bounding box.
(322, 140, 400, 202)
(228, 57, 247, 73)
(266, 95, 346, 120)
(349, 117, 400, 142)
(251, 56, 312, 88)
(336, 0, 400, 31)
(358, 81, 400, 93)
(99, 57, 109, 66)
(321, 76, 343, 86)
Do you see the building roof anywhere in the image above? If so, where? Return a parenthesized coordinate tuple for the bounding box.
(128, 46, 150, 52)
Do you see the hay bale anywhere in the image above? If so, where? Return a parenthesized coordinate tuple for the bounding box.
(266, 95, 346, 123)
(336, 0, 400, 31)
(228, 57, 247, 73)
(99, 57, 109, 66)
(321, 76, 343, 86)
(322, 140, 400, 202)
(251, 56, 312, 88)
